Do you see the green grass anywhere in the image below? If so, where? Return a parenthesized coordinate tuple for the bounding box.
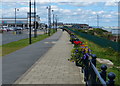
(75, 34, 120, 66)
(75, 34, 120, 85)
(96, 62, 120, 85)
(2, 30, 56, 56)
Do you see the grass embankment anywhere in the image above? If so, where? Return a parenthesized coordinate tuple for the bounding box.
(2, 29, 56, 56)
(75, 34, 120, 85)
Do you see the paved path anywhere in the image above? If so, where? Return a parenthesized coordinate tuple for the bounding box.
(15, 31, 84, 84)
(2, 30, 62, 84)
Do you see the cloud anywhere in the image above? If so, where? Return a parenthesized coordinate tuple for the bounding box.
(58, 2, 96, 7)
(1, 0, 120, 3)
(1, 1, 118, 26)
(105, 2, 118, 6)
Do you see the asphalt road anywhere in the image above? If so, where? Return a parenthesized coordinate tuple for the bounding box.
(2, 30, 62, 84)
(2, 30, 44, 45)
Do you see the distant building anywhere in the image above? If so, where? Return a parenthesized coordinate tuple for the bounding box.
(57, 22, 63, 26)
(109, 35, 120, 42)
(112, 29, 120, 35)
(0, 12, 40, 28)
(71, 24, 89, 29)
(63, 23, 89, 29)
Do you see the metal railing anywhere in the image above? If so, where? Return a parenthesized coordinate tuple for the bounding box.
(65, 28, 116, 86)
(83, 54, 116, 86)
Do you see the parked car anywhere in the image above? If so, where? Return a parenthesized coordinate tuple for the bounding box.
(7, 27, 14, 31)
(2, 27, 8, 31)
(13, 27, 23, 31)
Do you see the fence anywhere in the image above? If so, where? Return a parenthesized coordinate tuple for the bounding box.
(83, 54, 116, 86)
(65, 28, 116, 86)
(67, 27, 120, 52)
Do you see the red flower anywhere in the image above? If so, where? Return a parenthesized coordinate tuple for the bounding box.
(81, 44, 85, 47)
(73, 41, 82, 45)
(78, 41, 82, 44)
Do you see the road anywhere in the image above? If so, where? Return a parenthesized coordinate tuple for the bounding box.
(2, 30, 44, 45)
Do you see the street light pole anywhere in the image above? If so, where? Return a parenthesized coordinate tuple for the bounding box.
(47, 6, 51, 36)
(15, 8, 19, 27)
(29, 0, 32, 44)
(97, 14, 99, 28)
(34, 0, 37, 38)
(55, 15, 57, 31)
(15, 8, 16, 27)
(52, 10, 54, 31)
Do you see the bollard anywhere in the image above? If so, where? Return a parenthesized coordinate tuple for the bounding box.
(106, 72, 116, 86)
(100, 64, 107, 81)
(91, 54, 97, 67)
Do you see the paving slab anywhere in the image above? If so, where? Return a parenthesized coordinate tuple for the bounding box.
(15, 31, 84, 85)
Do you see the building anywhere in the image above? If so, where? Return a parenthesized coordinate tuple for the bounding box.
(0, 18, 28, 27)
(63, 23, 89, 28)
(0, 12, 40, 28)
(112, 29, 120, 35)
(109, 29, 120, 42)
(71, 24, 89, 29)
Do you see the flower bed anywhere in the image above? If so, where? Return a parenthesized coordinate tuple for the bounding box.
(68, 33, 91, 67)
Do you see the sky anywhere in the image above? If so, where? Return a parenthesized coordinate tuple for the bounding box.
(0, 0, 119, 27)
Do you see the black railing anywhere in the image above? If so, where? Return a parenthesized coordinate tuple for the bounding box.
(65, 28, 116, 86)
(83, 54, 116, 86)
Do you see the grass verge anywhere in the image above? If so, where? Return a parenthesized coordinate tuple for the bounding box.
(2, 30, 56, 56)
(74, 34, 120, 85)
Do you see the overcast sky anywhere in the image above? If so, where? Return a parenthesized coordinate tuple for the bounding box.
(0, 0, 119, 27)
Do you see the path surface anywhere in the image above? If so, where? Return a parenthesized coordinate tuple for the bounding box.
(2, 30, 62, 84)
(15, 31, 84, 84)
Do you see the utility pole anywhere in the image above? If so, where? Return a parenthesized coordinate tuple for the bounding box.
(29, 0, 32, 44)
(47, 6, 51, 36)
(97, 15, 99, 28)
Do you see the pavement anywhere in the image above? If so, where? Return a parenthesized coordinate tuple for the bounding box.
(2, 30, 62, 84)
(14, 30, 84, 84)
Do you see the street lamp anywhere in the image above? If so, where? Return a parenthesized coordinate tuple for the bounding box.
(15, 8, 19, 27)
(34, 0, 37, 38)
(52, 10, 55, 31)
(55, 15, 57, 31)
(29, 0, 32, 44)
(46, 6, 51, 36)
(97, 14, 99, 28)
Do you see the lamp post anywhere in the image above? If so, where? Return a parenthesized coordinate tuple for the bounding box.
(55, 15, 57, 31)
(15, 8, 19, 27)
(29, 0, 32, 44)
(34, 0, 37, 38)
(47, 6, 51, 36)
(52, 10, 54, 31)
(97, 14, 99, 28)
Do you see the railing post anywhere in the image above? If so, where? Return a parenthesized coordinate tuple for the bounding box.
(100, 64, 107, 81)
(83, 54, 89, 82)
(90, 54, 97, 86)
(91, 54, 97, 67)
(106, 72, 116, 86)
